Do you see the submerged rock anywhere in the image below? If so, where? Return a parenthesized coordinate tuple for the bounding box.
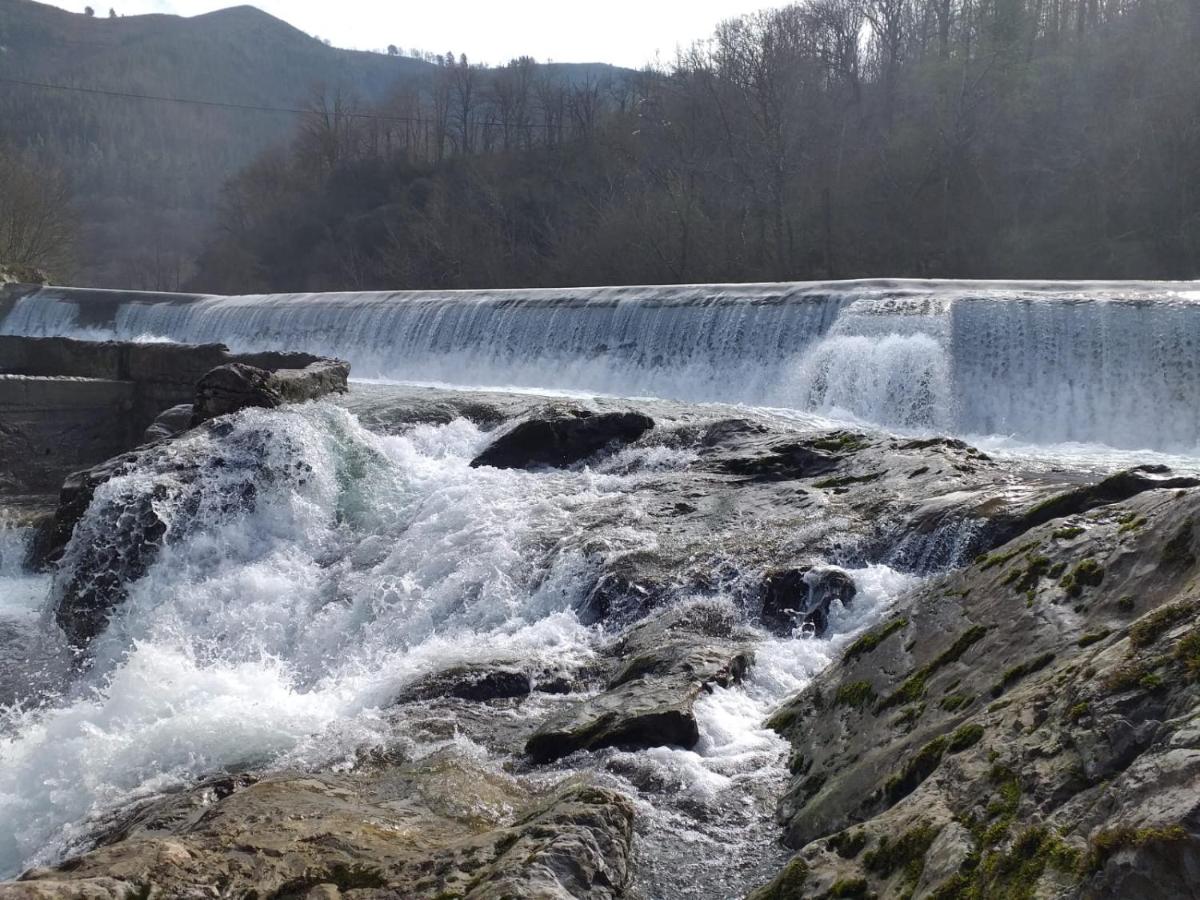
(470, 409, 654, 469)
(527, 602, 754, 763)
(760, 566, 857, 636)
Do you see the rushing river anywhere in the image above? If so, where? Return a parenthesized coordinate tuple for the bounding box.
(1, 279, 1199, 894)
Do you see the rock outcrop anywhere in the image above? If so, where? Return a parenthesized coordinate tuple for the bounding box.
(0, 758, 635, 899)
(470, 408, 654, 469)
(752, 481, 1200, 899)
(191, 359, 350, 425)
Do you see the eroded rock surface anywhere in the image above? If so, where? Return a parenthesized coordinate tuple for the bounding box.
(753, 482, 1200, 899)
(0, 757, 635, 900)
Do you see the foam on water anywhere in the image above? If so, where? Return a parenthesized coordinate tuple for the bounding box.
(0, 526, 46, 621)
(593, 566, 919, 899)
(0, 406, 639, 875)
(5, 280, 1200, 452)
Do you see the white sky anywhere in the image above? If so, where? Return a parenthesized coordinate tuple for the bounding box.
(51, 1, 784, 67)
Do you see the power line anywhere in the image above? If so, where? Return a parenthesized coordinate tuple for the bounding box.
(0, 76, 552, 129)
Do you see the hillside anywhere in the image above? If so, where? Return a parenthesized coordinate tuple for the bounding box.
(0, 1, 423, 285)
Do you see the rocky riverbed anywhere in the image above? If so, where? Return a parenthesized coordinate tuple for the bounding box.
(0, 381, 1197, 899)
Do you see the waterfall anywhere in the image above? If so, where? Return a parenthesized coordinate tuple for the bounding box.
(4, 279, 1200, 451)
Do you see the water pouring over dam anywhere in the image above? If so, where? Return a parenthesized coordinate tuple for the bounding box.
(3, 278, 1200, 451)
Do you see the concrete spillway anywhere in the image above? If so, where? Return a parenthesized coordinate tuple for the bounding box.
(3, 279, 1199, 451)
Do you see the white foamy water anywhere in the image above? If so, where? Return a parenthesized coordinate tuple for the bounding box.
(5, 280, 1200, 452)
(0, 395, 926, 896)
(589, 566, 919, 899)
(0, 406, 647, 875)
(0, 526, 46, 621)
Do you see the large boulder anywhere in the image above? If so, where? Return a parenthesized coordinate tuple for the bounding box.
(141, 403, 194, 443)
(191, 359, 349, 425)
(470, 409, 654, 470)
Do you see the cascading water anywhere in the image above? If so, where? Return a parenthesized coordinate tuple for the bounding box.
(0, 399, 918, 895)
(4, 279, 1200, 451)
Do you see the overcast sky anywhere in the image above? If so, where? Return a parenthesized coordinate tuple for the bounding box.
(50, 1, 781, 67)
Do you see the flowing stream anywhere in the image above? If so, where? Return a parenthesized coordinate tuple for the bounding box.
(5, 279, 1200, 451)
(2, 279, 1199, 894)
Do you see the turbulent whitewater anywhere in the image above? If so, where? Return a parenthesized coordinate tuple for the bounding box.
(3, 281, 1200, 898)
(4, 279, 1200, 451)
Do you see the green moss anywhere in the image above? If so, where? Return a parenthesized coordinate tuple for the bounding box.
(827, 876, 871, 898)
(766, 705, 799, 733)
(877, 627, 988, 712)
(1102, 659, 1166, 694)
(1077, 629, 1111, 648)
(837, 680, 878, 710)
(1067, 702, 1089, 722)
(978, 542, 1038, 572)
(1060, 559, 1104, 597)
(748, 856, 809, 899)
(1003, 555, 1052, 592)
(939, 693, 973, 712)
(990, 652, 1056, 698)
(884, 737, 948, 804)
(970, 826, 1083, 898)
(947, 723, 985, 753)
(1175, 627, 1200, 677)
(1140, 671, 1165, 691)
(863, 823, 941, 888)
(828, 829, 869, 859)
(1085, 824, 1189, 871)
(1118, 514, 1147, 534)
(810, 432, 868, 453)
(843, 618, 909, 665)
(1162, 519, 1196, 566)
(814, 472, 883, 489)
(1116, 595, 1136, 613)
(1052, 525, 1085, 540)
(1129, 600, 1197, 648)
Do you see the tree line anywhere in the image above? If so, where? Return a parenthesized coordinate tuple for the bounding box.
(13, 0, 1200, 290)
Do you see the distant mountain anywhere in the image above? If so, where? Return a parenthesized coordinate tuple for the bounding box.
(0, 1, 620, 288)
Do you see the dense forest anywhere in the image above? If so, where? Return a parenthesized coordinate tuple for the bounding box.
(4, 0, 1200, 289)
(0, 0, 615, 287)
(189, 0, 1200, 292)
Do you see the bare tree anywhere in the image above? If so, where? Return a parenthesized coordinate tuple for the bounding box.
(0, 148, 74, 276)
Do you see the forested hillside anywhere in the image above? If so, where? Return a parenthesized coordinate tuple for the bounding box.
(0, 0, 621, 287)
(190, 0, 1200, 292)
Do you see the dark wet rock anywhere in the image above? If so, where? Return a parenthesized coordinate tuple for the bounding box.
(470, 409, 654, 469)
(141, 402, 193, 443)
(987, 465, 1200, 550)
(579, 565, 671, 626)
(0, 757, 635, 900)
(698, 417, 770, 448)
(715, 441, 841, 483)
(395, 664, 533, 704)
(527, 602, 754, 764)
(760, 566, 857, 636)
(191, 359, 349, 425)
(753, 486, 1200, 899)
(44, 420, 312, 648)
